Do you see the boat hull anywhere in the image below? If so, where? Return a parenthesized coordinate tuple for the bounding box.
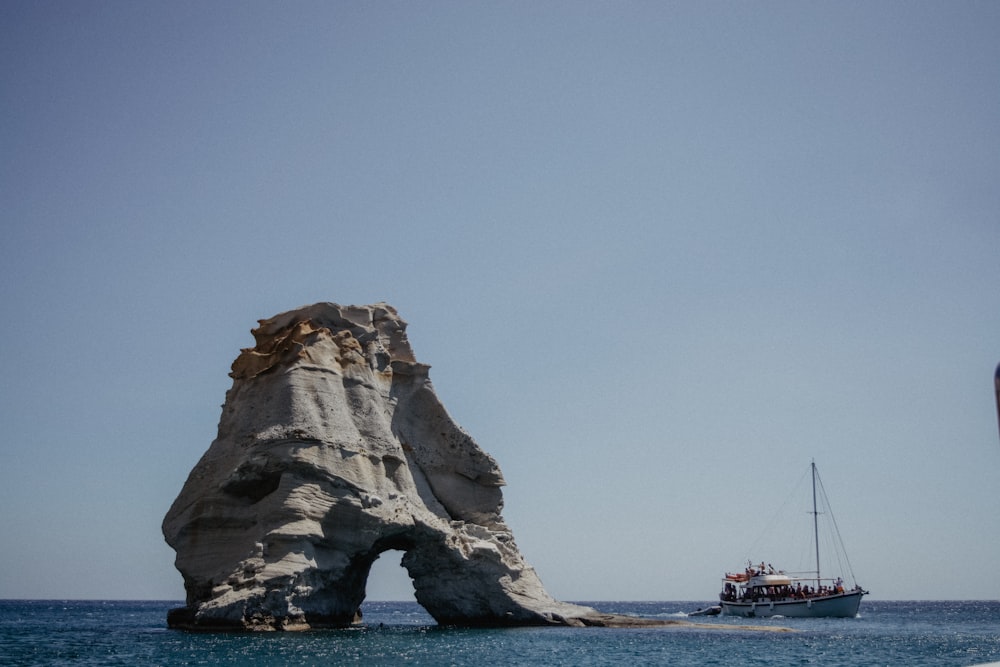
(720, 590, 864, 618)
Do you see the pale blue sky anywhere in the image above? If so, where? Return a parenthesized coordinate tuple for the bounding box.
(2, 1, 998, 602)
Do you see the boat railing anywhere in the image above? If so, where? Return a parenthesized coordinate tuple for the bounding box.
(720, 576, 858, 601)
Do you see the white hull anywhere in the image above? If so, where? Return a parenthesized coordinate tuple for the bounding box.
(720, 590, 864, 618)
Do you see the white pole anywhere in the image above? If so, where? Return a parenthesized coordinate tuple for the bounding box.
(812, 461, 820, 590)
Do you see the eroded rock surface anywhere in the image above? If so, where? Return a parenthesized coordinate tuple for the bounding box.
(163, 302, 608, 630)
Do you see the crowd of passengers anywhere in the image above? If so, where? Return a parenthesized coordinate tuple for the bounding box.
(719, 580, 847, 602)
(719, 563, 849, 602)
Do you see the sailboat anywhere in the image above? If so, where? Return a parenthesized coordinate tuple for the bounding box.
(718, 461, 868, 618)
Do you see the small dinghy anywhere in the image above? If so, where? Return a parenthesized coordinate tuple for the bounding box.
(688, 605, 722, 617)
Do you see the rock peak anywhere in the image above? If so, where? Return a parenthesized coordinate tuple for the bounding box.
(163, 302, 603, 630)
(230, 302, 416, 381)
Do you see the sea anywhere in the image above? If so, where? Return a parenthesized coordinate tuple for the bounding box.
(1, 600, 998, 666)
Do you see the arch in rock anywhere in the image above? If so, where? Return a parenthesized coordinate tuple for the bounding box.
(163, 303, 598, 630)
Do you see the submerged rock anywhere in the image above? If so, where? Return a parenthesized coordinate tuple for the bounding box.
(163, 302, 612, 630)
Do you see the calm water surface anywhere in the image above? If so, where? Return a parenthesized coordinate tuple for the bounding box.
(1, 599, 998, 666)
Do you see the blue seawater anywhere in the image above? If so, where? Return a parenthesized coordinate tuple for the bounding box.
(1, 600, 998, 666)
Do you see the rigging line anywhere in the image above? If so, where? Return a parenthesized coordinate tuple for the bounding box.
(744, 465, 810, 562)
(814, 471, 846, 581)
(815, 467, 859, 586)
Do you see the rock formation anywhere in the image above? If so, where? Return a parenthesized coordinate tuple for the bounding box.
(163, 302, 630, 630)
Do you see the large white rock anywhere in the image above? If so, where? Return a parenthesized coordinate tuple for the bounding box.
(163, 302, 604, 630)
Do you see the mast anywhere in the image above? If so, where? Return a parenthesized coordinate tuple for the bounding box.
(812, 460, 821, 589)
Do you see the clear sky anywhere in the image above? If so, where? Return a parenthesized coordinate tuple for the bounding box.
(2, 1, 998, 603)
